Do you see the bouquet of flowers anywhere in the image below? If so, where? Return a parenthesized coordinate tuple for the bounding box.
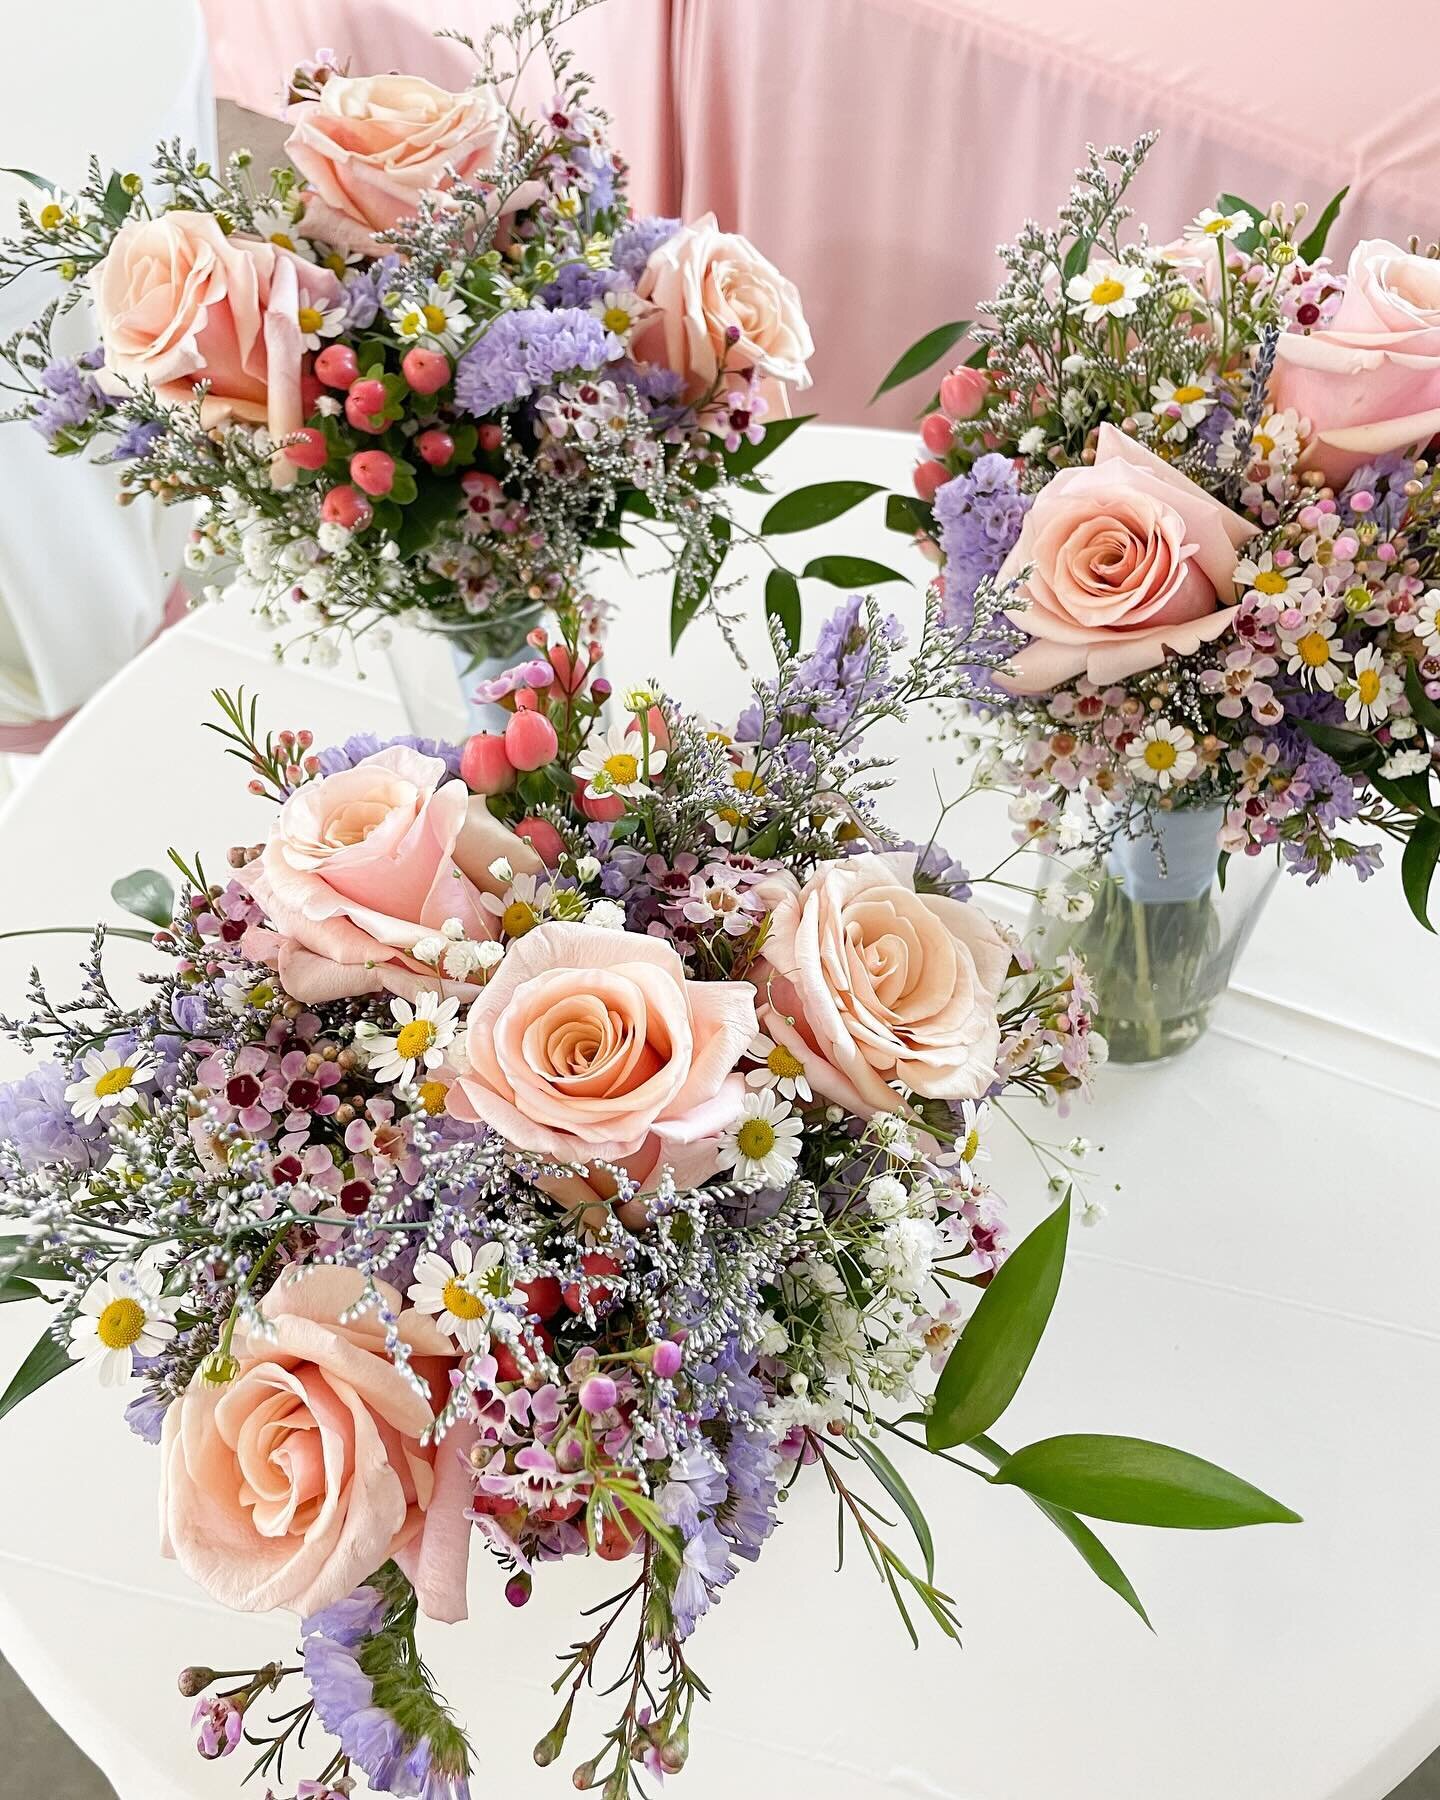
(0, 2, 813, 673)
(882, 137, 1440, 1057)
(0, 598, 1294, 1798)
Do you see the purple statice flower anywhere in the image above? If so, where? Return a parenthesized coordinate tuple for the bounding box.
(719, 1429, 780, 1563)
(1194, 396, 1237, 463)
(657, 1441, 728, 1534)
(0, 1060, 106, 1170)
(538, 260, 612, 310)
(124, 1387, 170, 1445)
(32, 355, 107, 445)
(313, 732, 462, 778)
(453, 308, 620, 416)
(340, 254, 402, 332)
(302, 1634, 374, 1736)
(170, 990, 210, 1036)
(613, 215, 679, 282)
(614, 356, 688, 416)
(302, 1584, 386, 1648)
(740, 595, 905, 744)
(891, 836, 972, 901)
(575, 145, 617, 216)
(932, 453, 1031, 638)
(1340, 454, 1413, 535)
(111, 418, 165, 460)
(671, 1517, 735, 1639)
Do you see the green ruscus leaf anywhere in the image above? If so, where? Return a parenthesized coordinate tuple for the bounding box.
(0, 1328, 74, 1424)
(988, 1434, 1301, 1529)
(1401, 818, 1440, 932)
(870, 321, 971, 404)
(760, 481, 884, 535)
(801, 554, 909, 590)
(764, 568, 801, 655)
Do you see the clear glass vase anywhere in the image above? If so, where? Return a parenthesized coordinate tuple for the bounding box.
(383, 608, 543, 741)
(1030, 805, 1278, 1065)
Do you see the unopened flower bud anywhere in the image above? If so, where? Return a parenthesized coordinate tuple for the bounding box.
(200, 1350, 240, 1387)
(177, 1666, 215, 1698)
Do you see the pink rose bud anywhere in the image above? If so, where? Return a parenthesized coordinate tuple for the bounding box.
(401, 346, 452, 394)
(416, 428, 455, 467)
(314, 344, 359, 389)
(920, 411, 954, 454)
(478, 422, 504, 451)
(940, 365, 988, 421)
(579, 1373, 618, 1414)
(319, 484, 372, 530)
(285, 427, 329, 471)
(517, 816, 565, 864)
(912, 458, 949, 503)
(460, 731, 516, 795)
(652, 1339, 683, 1379)
(349, 450, 395, 496)
(505, 709, 559, 771)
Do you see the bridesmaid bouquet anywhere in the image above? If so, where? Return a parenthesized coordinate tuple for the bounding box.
(0, 3, 812, 666)
(0, 599, 1294, 1798)
(882, 138, 1440, 1055)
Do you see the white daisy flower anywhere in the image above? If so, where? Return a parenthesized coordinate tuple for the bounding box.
(574, 725, 665, 800)
(481, 872, 551, 938)
(1416, 590, 1440, 652)
(1125, 720, 1198, 791)
(1344, 646, 1402, 728)
(953, 1099, 992, 1191)
(1245, 410, 1302, 468)
(393, 282, 471, 352)
(718, 1090, 804, 1186)
(407, 1241, 512, 1351)
(1282, 617, 1352, 691)
(70, 1259, 178, 1386)
(589, 287, 648, 346)
(363, 991, 460, 1085)
(1186, 206, 1254, 242)
(250, 206, 319, 262)
(1065, 260, 1150, 323)
(1150, 373, 1214, 435)
(65, 1046, 155, 1122)
(744, 1030, 813, 1103)
(221, 974, 281, 1016)
(707, 748, 767, 844)
(1233, 549, 1311, 605)
(295, 297, 347, 351)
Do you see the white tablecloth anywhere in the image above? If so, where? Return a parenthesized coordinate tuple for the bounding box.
(0, 426, 1437, 1800)
(0, 0, 213, 733)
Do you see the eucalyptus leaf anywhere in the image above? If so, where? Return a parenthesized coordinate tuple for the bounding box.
(1298, 187, 1350, 264)
(927, 1196, 1069, 1450)
(871, 323, 971, 404)
(761, 481, 884, 536)
(801, 555, 909, 589)
(1401, 819, 1440, 932)
(852, 1435, 936, 1581)
(764, 568, 801, 655)
(0, 1328, 73, 1424)
(110, 868, 175, 928)
(989, 1434, 1301, 1529)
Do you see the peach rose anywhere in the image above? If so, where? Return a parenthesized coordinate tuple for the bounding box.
(160, 1267, 475, 1621)
(631, 213, 813, 411)
(238, 746, 541, 1005)
(1270, 238, 1440, 484)
(90, 212, 341, 454)
(286, 72, 514, 256)
(446, 920, 757, 1168)
(996, 424, 1255, 692)
(753, 853, 1011, 1116)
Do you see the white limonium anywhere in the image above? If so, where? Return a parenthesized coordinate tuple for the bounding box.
(718, 1090, 804, 1186)
(66, 1046, 155, 1123)
(70, 1259, 179, 1386)
(361, 991, 460, 1085)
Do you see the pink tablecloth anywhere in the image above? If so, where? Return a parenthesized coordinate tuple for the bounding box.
(204, 0, 1440, 429)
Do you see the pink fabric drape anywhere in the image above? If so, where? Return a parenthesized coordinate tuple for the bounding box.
(204, 0, 1440, 431)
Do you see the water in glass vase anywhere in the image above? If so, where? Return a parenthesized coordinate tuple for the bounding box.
(1032, 805, 1278, 1065)
(384, 607, 543, 740)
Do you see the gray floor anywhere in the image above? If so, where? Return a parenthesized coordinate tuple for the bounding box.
(2, 91, 1439, 1800)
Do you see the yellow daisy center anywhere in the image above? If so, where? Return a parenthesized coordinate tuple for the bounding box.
(400, 310, 424, 336)
(1253, 431, 1276, 458)
(1253, 569, 1288, 595)
(423, 303, 449, 334)
(1357, 668, 1382, 704)
(1172, 384, 1206, 405)
(1203, 217, 1230, 235)
(323, 252, 348, 276)
(94, 1064, 136, 1099)
(418, 1080, 448, 1115)
(737, 1118, 777, 1160)
(396, 1019, 437, 1061)
(1296, 631, 1332, 668)
(270, 230, 298, 252)
(731, 768, 765, 794)
(441, 1277, 485, 1321)
(960, 1128, 981, 1162)
(39, 202, 65, 230)
(715, 806, 742, 828)
(297, 305, 323, 334)
(96, 1296, 146, 1350)
(602, 305, 632, 335)
(1089, 277, 1125, 307)
(603, 751, 640, 786)
(503, 900, 539, 937)
(244, 981, 276, 1009)
(1143, 740, 1179, 772)
(766, 1044, 805, 1081)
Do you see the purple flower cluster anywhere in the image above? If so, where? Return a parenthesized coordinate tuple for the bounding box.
(340, 255, 402, 333)
(32, 352, 107, 446)
(538, 261, 611, 310)
(0, 1061, 106, 1171)
(893, 836, 973, 902)
(111, 418, 165, 461)
(454, 309, 619, 416)
(313, 733, 463, 779)
(932, 453, 1031, 636)
(612, 216, 679, 282)
(739, 595, 905, 743)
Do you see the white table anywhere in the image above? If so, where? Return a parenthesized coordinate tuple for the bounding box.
(0, 426, 1437, 1800)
